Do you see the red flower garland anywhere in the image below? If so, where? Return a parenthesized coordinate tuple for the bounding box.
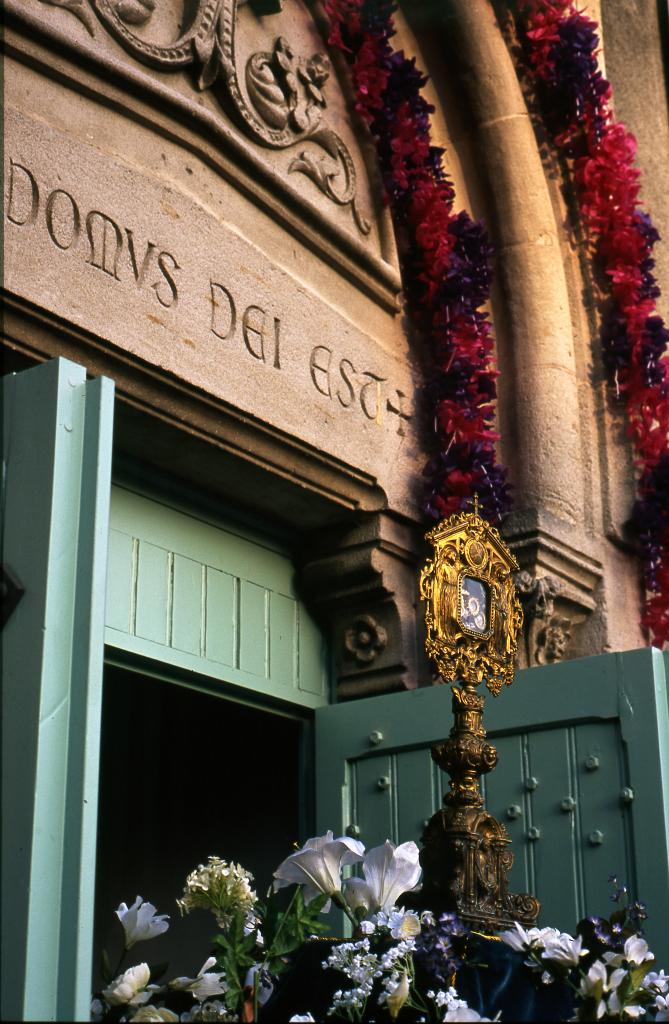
(325, 0, 512, 524)
(520, 0, 669, 646)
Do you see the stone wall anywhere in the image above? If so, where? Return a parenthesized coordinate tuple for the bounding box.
(3, 0, 667, 697)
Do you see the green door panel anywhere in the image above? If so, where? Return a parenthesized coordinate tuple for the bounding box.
(105, 486, 329, 708)
(315, 649, 669, 963)
(1, 358, 114, 1022)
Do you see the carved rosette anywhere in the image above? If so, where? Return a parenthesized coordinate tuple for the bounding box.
(420, 509, 523, 695)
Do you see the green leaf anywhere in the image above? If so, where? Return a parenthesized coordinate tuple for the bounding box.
(630, 961, 654, 989)
(100, 948, 113, 985)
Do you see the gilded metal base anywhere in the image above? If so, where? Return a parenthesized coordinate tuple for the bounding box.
(417, 685, 540, 931)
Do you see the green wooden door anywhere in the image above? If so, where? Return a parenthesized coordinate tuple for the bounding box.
(315, 649, 669, 963)
(1, 358, 114, 1021)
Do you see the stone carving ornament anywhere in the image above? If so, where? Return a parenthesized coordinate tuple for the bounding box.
(38, 0, 371, 234)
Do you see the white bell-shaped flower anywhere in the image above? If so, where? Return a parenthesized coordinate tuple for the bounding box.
(116, 896, 169, 949)
(273, 831, 365, 910)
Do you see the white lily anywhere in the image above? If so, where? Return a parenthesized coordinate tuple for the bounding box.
(116, 896, 169, 949)
(169, 957, 227, 1002)
(603, 934, 654, 968)
(499, 922, 560, 953)
(579, 959, 626, 1019)
(273, 831, 365, 910)
(541, 930, 588, 966)
(102, 963, 153, 1006)
(343, 840, 422, 914)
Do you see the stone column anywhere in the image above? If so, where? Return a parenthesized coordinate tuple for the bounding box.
(434, 0, 604, 660)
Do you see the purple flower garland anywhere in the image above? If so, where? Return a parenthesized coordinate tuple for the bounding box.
(520, 0, 669, 646)
(326, 0, 512, 525)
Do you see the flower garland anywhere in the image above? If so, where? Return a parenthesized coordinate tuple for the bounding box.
(325, 0, 512, 524)
(518, 0, 669, 646)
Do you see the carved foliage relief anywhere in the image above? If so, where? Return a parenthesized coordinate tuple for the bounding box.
(32, 0, 372, 235)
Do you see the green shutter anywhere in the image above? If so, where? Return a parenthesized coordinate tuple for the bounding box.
(1, 358, 114, 1022)
(315, 649, 669, 963)
(105, 487, 328, 708)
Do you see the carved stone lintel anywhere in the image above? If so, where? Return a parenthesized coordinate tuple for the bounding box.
(300, 513, 427, 700)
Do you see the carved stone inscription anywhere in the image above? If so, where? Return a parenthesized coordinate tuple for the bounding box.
(4, 108, 418, 490)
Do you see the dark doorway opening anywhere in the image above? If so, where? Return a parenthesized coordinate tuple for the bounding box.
(93, 664, 306, 986)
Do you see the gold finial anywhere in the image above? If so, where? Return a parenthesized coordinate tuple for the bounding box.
(463, 492, 480, 517)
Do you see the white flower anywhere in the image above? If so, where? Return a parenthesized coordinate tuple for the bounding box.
(178, 857, 257, 929)
(385, 972, 410, 1021)
(500, 922, 561, 954)
(386, 909, 421, 940)
(603, 934, 654, 969)
(645, 970, 669, 994)
(655, 993, 669, 1021)
(116, 897, 170, 949)
(359, 919, 376, 935)
(102, 963, 152, 1006)
(443, 1009, 489, 1022)
(129, 1007, 179, 1023)
(273, 831, 365, 910)
(288, 1016, 316, 1022)
(343, 840, 421, 914)
(541, 930, 588, 966)
(169, 958, 227, 1002)
(579, 959, 627, 1018)
(606, 989, 644, 1018)
(430, 988, 491, 1022)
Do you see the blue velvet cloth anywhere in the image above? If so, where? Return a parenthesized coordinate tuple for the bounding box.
(455, 934, 575, 1021)
(261, 934, 575, 1021)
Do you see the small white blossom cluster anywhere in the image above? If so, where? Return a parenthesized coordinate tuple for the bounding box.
(325, 935, 427, 1020)
(375, 939, 417, 1012)
(427, 987, 492, 1022)
(177, 856, 257, 929)
(325, 938, 380, 1016)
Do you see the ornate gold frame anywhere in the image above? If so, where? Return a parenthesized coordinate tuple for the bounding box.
(420, 506, 523, 695)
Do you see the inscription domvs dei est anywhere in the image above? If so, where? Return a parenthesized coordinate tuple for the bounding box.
(5, 108, 417, 487)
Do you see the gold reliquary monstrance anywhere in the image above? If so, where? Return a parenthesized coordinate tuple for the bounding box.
(417, 499, 540, 932)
